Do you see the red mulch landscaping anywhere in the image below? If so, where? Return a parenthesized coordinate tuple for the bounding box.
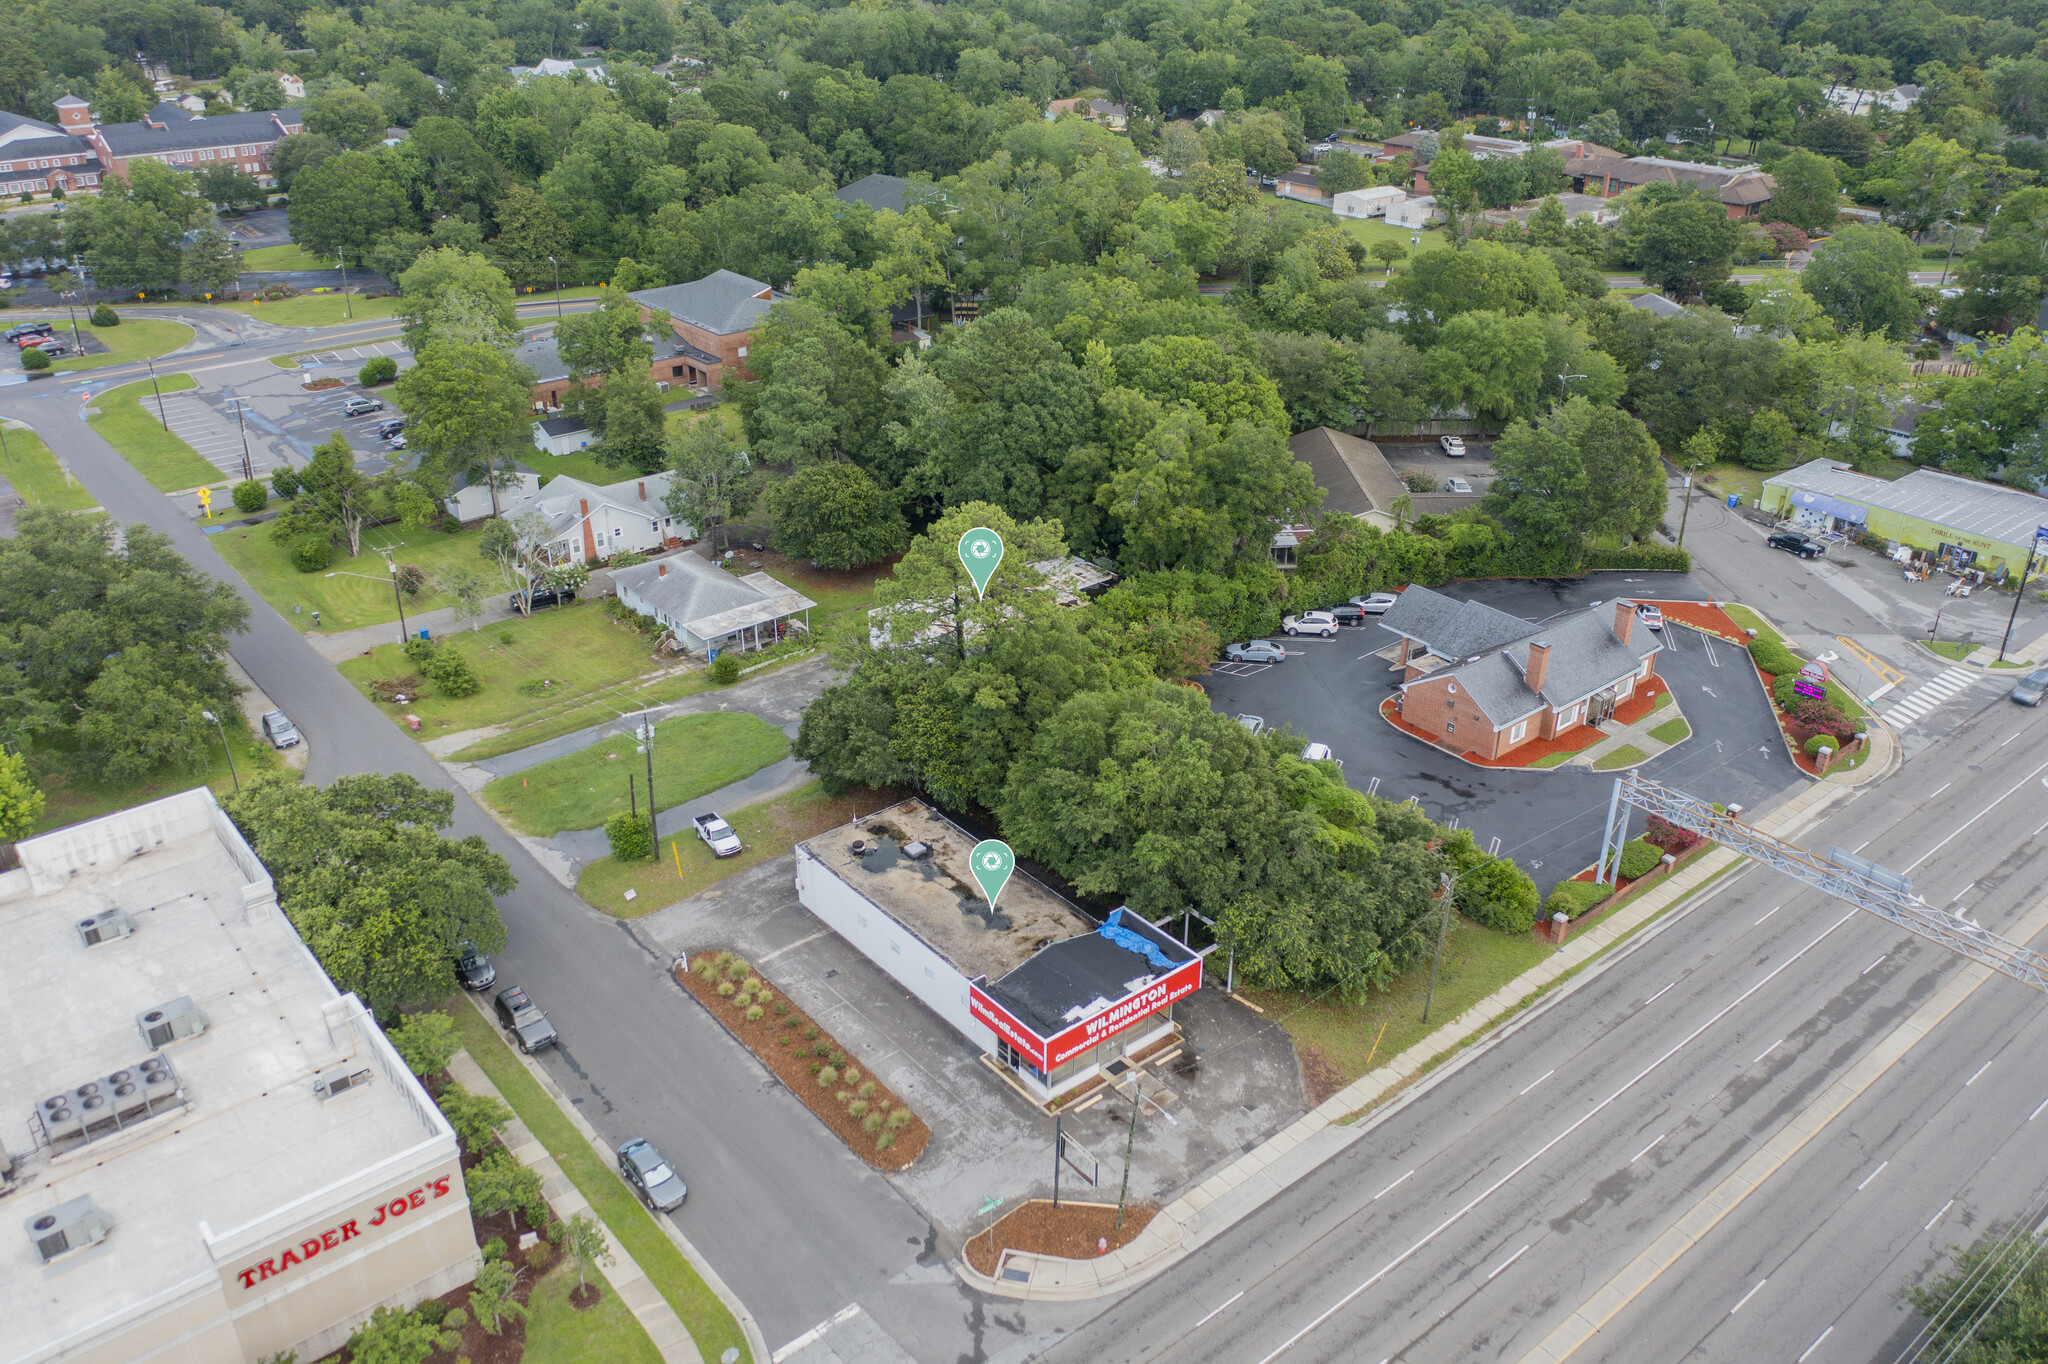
(676, 951, 930, 1170)
(964, 1199, 1159, 1276)
(1648, 600, 1747, 642)
(1378, 694, 1659, 769)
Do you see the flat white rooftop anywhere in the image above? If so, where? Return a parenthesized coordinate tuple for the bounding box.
(1, 789, 447, 1360)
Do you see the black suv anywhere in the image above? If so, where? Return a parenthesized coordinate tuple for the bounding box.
(493, 985, 558, 1053)
(455, 942, 496, 991)
(5, 322, 53, 342)
(376, 418, 406, 440)
(1329, 603, 1369, 627)
(513, 582, 576, 611)
(1767, 531, 1825, 559)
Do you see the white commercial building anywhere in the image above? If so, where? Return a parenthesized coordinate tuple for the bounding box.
(1333, 185, 1405, 218)
(2, 789, 477, 1364)
(794, 800, 1202, 1103)
(1385, 194, 1439, 229)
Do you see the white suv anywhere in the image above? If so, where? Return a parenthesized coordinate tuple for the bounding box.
(1282, 611, 1338, 637)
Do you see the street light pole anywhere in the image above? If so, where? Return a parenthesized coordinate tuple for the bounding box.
(145, 355, 168, 430)
(200, 709, 240, 795)
(336, 253, 353, 319)
(225, 396, 254, 482)
(639, 704, 658, 847)
(61, 289, 82, 356)
(1939, 210, 1965, 287)
(1998, 529, 2048, 663)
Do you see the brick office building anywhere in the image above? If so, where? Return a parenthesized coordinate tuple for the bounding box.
(4, 94, 305, 194)
(628, 270, 778, 394)
(1384, 587, 1663, 759)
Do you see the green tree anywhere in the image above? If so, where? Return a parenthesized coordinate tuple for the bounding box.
(385, 1012, 458, 1077)
(1801, 223, 1920, 339)
(1913, 329, 2048, 479)
(182, 224, 242, 296)
(488, 181, 571, 290)
(764, 462, 908, 569)
(663, 417, 756, 552)
(271, 133, 342, 194)
(304, 85, 388, 150)
(1741, 408, 1801, 470)
(396, 341, 534, 520)
(1316, 151, 1372, 194)
(395, 248, 518, 355)
(1808, 332, 1910, 471)
(194, 163, 266, 214)
(288, 151, 410, 262)
(1484, 397, 1663, 550)
(223, 773, 515, 1014)
(1637, 192, 1745, 300)
(92, 67, 151, 124)
(1762, 149, 1842, 236)
(0, 748, 44, 841)
(1368, 241, 1407, 274)
(565, 1212, 614, 1293)
(466, 1257, 527, 1336)
(1866, 135, 1981, 240)
(345, 1306, 438, 1364)
(435, 1083, 513, 1155)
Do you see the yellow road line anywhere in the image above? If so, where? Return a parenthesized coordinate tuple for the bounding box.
(1836, 635, 1906, 687)
(1518, 889, 2048, 1364)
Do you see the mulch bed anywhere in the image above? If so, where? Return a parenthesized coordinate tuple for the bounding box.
(676, 951, 930, 1170)
(1379, 696, 1620, 769)
(964, 1199, 1159, 1276)
(303, 376, 343, 390)
(1647, 600, 1747, 642)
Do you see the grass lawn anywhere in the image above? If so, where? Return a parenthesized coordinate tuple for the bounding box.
(32, 723, 282, 835)
(1648, 717, 1691, 744)
(1694, 462, 1766, 507)
(1923, 639, 1975, 661)
(1242, 915, 1552, 1092)
(1721, 602, 1782, 646)
(445, 1003, 752, 1364)
(447, 666, 727, 761)
(523, 1261, 663, 1364)
(1266, 195, 1448, 265)
(227, 293, 403, 327)
(211, 523, 491, 632)
(0, 424, 94, 511)
(1528, 750, 1576, 769)
(1592, 743, 1649, 770)
(49, 317, 194, 372)
(578, 781, 888, 916)
(514, 285, 606, 308)
(482, 710, 788, 836)
(664, 404, 746, 442)
(87, 373, 216, 491)
(525, 447, 622, 487)
(240, 242, 335, 271)
(340, 602, 666, 732)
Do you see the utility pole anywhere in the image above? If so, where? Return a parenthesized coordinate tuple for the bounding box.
(1420, 871, 1456, 1025)
(1052, 1115, 1063, 1210)
(200, 709, 240, 795)
(549, 255, 562, 318)
(224, 396, 254, 482)
(639, 705, 658, 847)
(1998, 528, 2048, 663)
(336, 253, 353, 319)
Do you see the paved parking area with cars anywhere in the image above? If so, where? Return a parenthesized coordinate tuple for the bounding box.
(1199, 574, 1800, 893)
(181, 357, 414, 476)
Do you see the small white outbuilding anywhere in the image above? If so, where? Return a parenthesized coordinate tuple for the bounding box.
(1332, 185, 1406, 219)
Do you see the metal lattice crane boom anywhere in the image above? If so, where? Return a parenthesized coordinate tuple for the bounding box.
(1594, 773, 2048, 995)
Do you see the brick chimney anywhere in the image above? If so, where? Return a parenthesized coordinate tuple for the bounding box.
(1525, 640, 1551, 694)
(1614, 599, 1635, 645)
(637, 481, 646, 501)
(657, 561, 667, 578)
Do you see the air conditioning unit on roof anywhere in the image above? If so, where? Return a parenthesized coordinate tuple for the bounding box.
(76, 907, 136, 948)
(313, 1066, 373, 1100)
(136, 996, 208, 1050)
(25, 1196, 111, 1263)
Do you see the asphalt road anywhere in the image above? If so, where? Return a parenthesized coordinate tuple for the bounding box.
(1, 325, 1069, 1363)
(1035, 680, 2048, 1363)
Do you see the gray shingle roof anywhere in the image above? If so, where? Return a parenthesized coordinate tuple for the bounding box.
(0, 112, 63, 146)
(0, 136, 98, 164)
(627, 269, 775, 336)
(515, 332, 566, 382)
(612, 555, 808, 634)
(1288, 428, 1406, 518)
(834, 173, 907, 214)
(1404, 600, 1662, 725)
(1765, 457, 2048, 549)
(1629, 293, 1687, 317)
(1378, 584, 1539, 661)
(97, 109, 301, 157)
(1433, 652, 1546, 727)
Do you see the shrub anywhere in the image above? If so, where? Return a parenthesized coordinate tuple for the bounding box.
(90, 302, 119, 327)
(290, 535, 334, 572)
(611, 551, 648, 567)
(817, 1065, 839, 1087)
(416, 1300, 448, 1327)
(605, 811, 654, 861)
(861, 1112, 883, 1133)
(482, 1237, 507, 1262)
(710, 652, 742, 684)
(423, 648, 480, 697)
(19, 345, 50, 371)
(271, 465, 301, 498)
(231, 478, 268, 513)
(876, 1131, 895, 1149)
(1617, 838, 1663, 880)
(1748, 637, 1801, 677)
(745, 1004, 764, 1020)
(1805, 733, 1838, 755)
(526, 1240, 555, 1270)
(1545, 878, 1607, 920)
(1454, 856, 1541, 934)
(725, 959, 749, 981)
(358, 355, 398, 386)
(386, 1012, 458, 1077)
(438, 1331, 463, 1354)
(886, 1108, 912, 1130)
(1788, 694, 1854, 742)
(1643, 814, 1704, 857)
(395, 563, 426, 596)
(857, 1080, 875, 1098)
(849, 1099, 869, 1118)
(1581, 543, 1691, 572)
(804, 1026, 817, 1041)
(545, 1219, 566, 1245)
(842, 1067, 858, 1084)
(444, 1307, 468, 1330)
(438, 1084, 513, 1155)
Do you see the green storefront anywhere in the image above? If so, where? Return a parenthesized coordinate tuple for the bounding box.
(1761, 458, 2048, 580)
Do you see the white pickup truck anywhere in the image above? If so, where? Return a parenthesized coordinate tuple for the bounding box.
(693, 812, 743, 857)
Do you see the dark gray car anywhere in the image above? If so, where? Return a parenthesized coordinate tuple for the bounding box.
(617, 1137, 687, 1211)
(2011, 669, 2048, 707)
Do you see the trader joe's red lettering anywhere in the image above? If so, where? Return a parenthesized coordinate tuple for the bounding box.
(234, 1175, 452, 1290)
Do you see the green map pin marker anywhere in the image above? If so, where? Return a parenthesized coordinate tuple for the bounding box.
(957, 526, 1005, 599)
(969, 839, 1015, 909)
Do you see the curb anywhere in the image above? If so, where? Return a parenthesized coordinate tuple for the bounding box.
(954, 778, 1856, 1301)
(457, 993, 772, 1364)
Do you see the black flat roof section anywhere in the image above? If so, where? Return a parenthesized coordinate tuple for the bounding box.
(984, 911, 1197, 1038)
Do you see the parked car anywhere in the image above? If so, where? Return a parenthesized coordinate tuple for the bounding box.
(1768, 531, 1825, 559)
(454, 942, 496, 991)
(1440, 435, 1467, 457)
(1329, 603, 1368, 626)
(2011, 669, 2048, 707)
(1301, 742, 1342, 766)
(260, 709, 300, 748)
(1235, 714, 1266, 735)
(1634, 604, 1664, 631)
(341, 396, 383, 417)
(1444, 476, 1473, 494)
(5, 322, 52, 341)
(514, 582, 576, 611)
(1224, 640, 1287, 664)
(375, 418, 406, 440)
(385, 433, 406, 450)
(617, 1137, 688, 1211)
(1351, 592, 1400, 614)
(1283, 610, 1338, 637)
(693, 811, 743, 857)
(493, 986, 558, 1053)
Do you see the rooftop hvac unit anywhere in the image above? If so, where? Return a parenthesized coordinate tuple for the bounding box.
(136, 997, 208, 1051)
(76, 908, 137, 948)
(24, 1196, 111, 1264)
(36, 1055, 183, 1155)
(313, 1067, 373, 1100)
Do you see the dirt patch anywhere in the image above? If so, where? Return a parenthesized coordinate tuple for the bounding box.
(1297, 1042, 1345, 1105)
(676, 951, 931, 1170)
(569, 1281, 603, 1312)
(963, 1199, 1158, 1276)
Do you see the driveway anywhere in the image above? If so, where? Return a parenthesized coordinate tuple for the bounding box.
(1199, 574, 1800, 893)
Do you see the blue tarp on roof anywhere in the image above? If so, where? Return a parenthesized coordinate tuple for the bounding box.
(1100, 908, 1176, 972)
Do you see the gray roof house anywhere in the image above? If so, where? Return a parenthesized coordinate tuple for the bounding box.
(627, 270, 777, 337)
(495, 471, 688, 560)
(1377, 584, 1541, 670)
(834, 173, 909, 214)
(1629, 292, 1688, 318)
(1288, 427, 1408, 528)
(613, 555, 816, 657)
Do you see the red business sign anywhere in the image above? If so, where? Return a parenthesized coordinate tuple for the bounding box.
(227, 1168, 461, 1293)
(970, 956, 1203, 1074)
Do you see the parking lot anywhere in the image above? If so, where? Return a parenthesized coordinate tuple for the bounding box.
(1200, 574, 1800, 893)
(185, 353, 413, 477)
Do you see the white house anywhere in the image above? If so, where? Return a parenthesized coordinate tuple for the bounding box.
(532, 416, 591, 457)
(1334, 185, 1406, 219)
(1385, 194, 1439, 229)
(1826, 84, 1921, 116)
(612, 554, 815, 656)
(497, 471, 689, 564)
(443, 470, 541, 526)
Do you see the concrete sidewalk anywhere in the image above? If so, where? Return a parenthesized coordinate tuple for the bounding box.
(957, 771, 1878, 1302)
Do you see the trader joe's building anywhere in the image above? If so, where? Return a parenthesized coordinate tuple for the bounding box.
(794, 800, 1202, 1101)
